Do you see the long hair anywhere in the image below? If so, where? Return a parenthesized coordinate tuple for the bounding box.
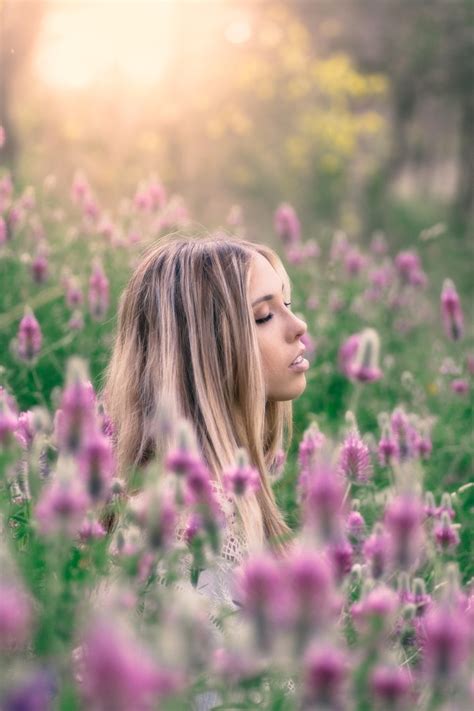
(100, 232, 295, 557)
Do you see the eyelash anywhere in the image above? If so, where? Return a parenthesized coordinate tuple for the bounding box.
(255, 302, 292, 325)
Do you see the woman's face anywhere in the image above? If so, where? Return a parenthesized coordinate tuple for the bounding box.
(249, 252, 309, 401)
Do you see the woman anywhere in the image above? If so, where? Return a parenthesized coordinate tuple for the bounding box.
(101, 232, 307, 708)
(101, 231, 308, 560)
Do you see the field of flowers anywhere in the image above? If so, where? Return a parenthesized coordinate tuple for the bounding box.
(0, 146, 473, 710)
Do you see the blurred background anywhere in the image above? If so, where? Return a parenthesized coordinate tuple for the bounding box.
(0, 0, 473, 580)
(1, 0, 473, 245)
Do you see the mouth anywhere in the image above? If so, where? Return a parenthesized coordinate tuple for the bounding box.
(288, 351, 309, 372)
(290, 354, 305, 366)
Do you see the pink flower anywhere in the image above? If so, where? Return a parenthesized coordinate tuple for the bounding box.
(378, 430, 400, 466)
(338, 334, 360, 377)
(68, 310, 84, 331)
(301, 460, 346, 542)
(165, 448, 204, 478)
(370, 665, 411, 707)
(303, 645, 348, 707)
(78, 430, 115, 502)
(346, 509, 366, 545)
(88, 260, 109, 321)
(274, 203, 301, 245)
(0, 216, 7, 245)
(0, 390, 19, 448)
(15, 411, 35, 450)
(16, 309, 42, 363)
(80, 618, 182, 710)
(298, 423, 326, 479)
(363, 523, 390, 579)
(339, 430, 372, 483)
(327, 537, 353, 583)
(441, 279, 463, 341)
(65, 278, 84, 308)
(223, 456, 260, 497)
(434, 512, 460, 551)
(0, 125, 5, 148)
(0, 582, 32, 651)
(390, 408, 415, 461)
(344, 247, 366, 276)
(31, 252, 49, 284)
(283, 548, 333, 628)
(71, 171, 90, 204)
(385, 494, 424, 570)
(35, 477, 90, 537)
(395, 251, 421, 283)
(79, 518, 106, 542)
(451, 378, 469, 395)
(351, 585, 399, 633)
(54, 376, 96, 454)
(421, 603, 470, 679)
(234, 552, 283, 618)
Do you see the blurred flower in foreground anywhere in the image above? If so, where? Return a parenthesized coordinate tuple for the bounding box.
(0, 581, 33, 651)
(79, 617, 183, 711)
(54, 358, 96, 454)
(441, 279, 464, 341)
(370, 664, 411, 709)
(2, 668, 57, 711)
(35, 469, 90, 537)
(302, 644, 348, 709)
(0, 389, 18, 449)
(223, 448, 260, 497)
(421, 601, 470, 682)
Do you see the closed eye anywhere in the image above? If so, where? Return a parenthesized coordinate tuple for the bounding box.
(255, 302, 292, 325)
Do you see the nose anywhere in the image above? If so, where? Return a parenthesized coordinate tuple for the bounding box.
(288, 311, 307, 340)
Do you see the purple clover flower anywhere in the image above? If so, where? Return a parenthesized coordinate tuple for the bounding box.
(395, 250, 421, 283)
(298, 423, 326, 481)
(54, 370, 96, 454)
(274, 202, 301, 245)
(80, 618, 182, 711)
(0, 582, 32, 651)
(421, 602, 470, 680)
(364, 523, 390, 579)
(301, 460, 346, 542)
(339, 429, 372, 483)
(0, 390, 19, 449)
(370, 664, 411, 707)
(88, 260, 109, 321)
(35, 476, 90, 537)
(434, 512, 460, 551)
(303, 645, 348, 708)
(385, 494, 424, 570)
(78, 430, 115, 502)
(17, 309, 42, 363)
(441, 279, 464, 341)
(223, 450, 260, 497)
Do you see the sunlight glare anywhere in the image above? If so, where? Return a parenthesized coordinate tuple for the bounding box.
(35, 0, 178, 89)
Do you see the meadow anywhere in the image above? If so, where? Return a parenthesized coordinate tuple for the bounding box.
(0, 161, 473, 710)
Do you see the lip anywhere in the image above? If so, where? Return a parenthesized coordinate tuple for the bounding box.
(289, 348, 309, 372)
(289, 348, 306, 367)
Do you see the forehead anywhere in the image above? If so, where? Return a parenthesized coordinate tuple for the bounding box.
(248, 252, 282, 295)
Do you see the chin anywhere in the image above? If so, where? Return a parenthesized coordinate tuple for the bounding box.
(269, 376, 307, 402)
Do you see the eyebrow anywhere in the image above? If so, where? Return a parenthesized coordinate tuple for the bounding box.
(251, 283, 285, 307)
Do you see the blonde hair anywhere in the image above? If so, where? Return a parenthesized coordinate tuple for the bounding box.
(100, 232, 295, 557)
